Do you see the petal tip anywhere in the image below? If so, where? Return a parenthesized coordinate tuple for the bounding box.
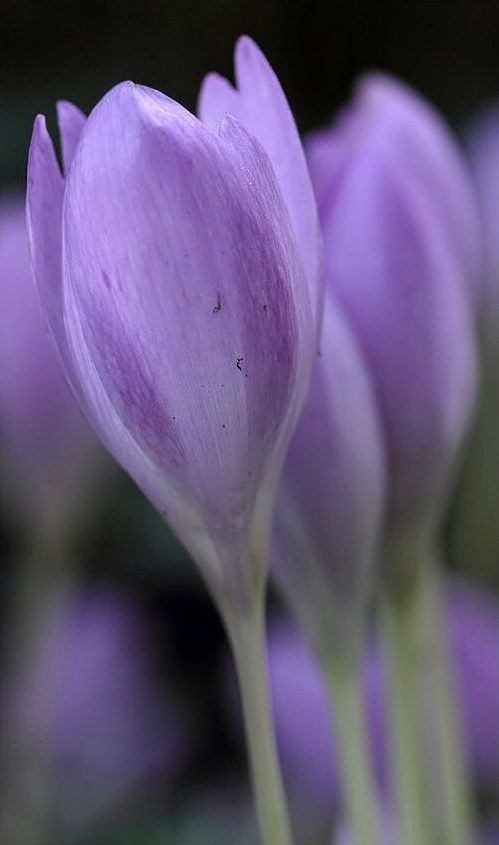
(235, 34, 264, 69)
(28, 114, 61, 183)
(56, 100, 87, 175)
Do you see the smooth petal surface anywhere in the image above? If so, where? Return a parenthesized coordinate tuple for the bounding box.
(57, 81, 310, 605)
(198, 35, 322, 329)
(308, 73, 481, 306)
(56, 100, 86, 175)
(310, 110, 477, 532)
(273, 294, 385, 659)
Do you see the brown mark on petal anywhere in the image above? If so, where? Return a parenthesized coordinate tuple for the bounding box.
(213, 292, 222, 314)
(262, 303, 268, 313)
(236, 357, 243, 371)
(222, 423, 226, 429)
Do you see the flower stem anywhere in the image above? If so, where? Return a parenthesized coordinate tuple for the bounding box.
(418, 560, 473, 845)
(323, 657, 381, 845)
(382, 537, 474, 845)
(223, 595, 294, 845)
(380, 588, 430, 845)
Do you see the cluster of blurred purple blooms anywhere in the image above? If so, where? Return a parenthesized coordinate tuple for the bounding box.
(2, 34, 499, 845)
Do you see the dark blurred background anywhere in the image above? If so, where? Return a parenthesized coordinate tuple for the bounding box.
(2, 0, 499, 188)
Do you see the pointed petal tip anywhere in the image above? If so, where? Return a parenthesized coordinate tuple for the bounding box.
(28, 114, 61, 183)
(56, 100, 87, 175)
(30, 113, 49, 146)
(235, 34, 267, 72)
(56, 99, 84, 117)
(235, 33, 256, 54)
(197, 71, 227, 118)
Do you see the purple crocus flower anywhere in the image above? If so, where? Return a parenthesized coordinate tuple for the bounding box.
(12, 586, 188, 826)
(273, 292, 386, 661)
(27, 37, 320, 612)
(266, 579, 499, 820)
(0, 196, 102, 524)
(307, 74, 478, 542)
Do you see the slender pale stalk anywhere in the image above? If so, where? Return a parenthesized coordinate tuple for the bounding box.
(223, 593, 293, 845)
(380, 590, 429, 845)
(382, 534, 474, 845)
(418, 561, 473, 845)
(323, 657, 381, 845)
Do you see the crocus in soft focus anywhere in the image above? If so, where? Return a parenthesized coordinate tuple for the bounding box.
(12, 586, 188, 830)
(266, 579, 499, 821)
(307, 73, 478, 546)
(0, 196, 102, 527)
(273, 292, 385, 662)
(27, 36, 320, 614)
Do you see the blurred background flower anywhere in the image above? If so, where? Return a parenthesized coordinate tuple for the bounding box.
(6, 585, 189, 840)
(0, 195, 108, 539)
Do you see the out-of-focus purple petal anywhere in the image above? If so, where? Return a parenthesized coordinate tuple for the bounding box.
(273, 294, 386, 660)
(309, 72, 481, 306)
(308, 98, 477, 534)
(34, 79, 313, 607)
(15, 586, 188, 823)
(465, 103, 499, 327)
(266, 622, 386, 817)
(446, 579, 499, 784)
(198, 35, 322, 330)
(0, 196, 101, 517)
(56, 101, 86, 175)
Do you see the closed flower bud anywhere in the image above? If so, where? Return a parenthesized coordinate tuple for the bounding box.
(27, 38, 321, 613)
(307, 74, 478, 551)
(274, 294, 385, 661)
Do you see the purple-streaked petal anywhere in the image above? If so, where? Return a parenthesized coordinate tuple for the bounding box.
(273, 294, 385, 659)
(198, 35, 322, 329)
(56, 100, 86, 175)
(60, 81, 310, 606)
